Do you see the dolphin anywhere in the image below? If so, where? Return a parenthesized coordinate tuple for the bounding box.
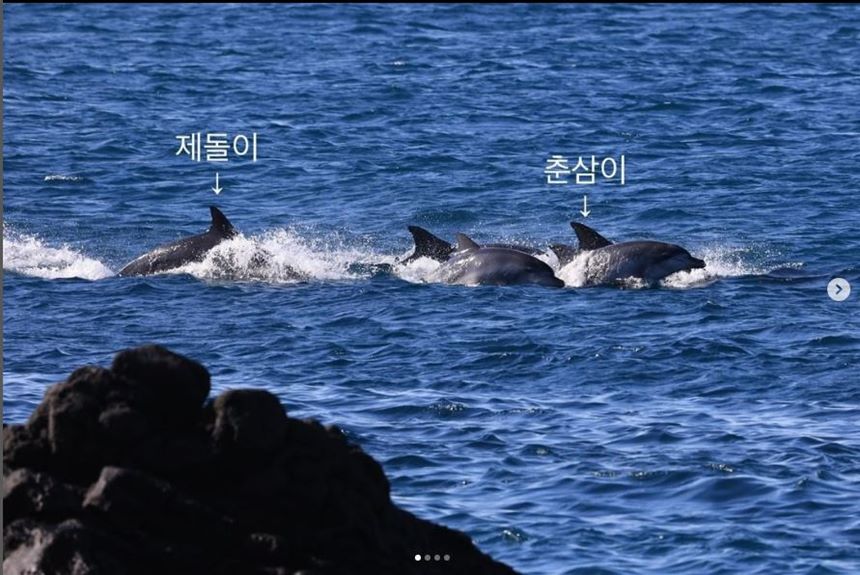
(436, 233, 565, 287)
(117, 206, 239, 277)
(564, 221, 706, 285)
(401, 225, 547, 264)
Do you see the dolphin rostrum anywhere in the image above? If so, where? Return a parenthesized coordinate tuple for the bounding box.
(436, 233, 565, 287)
(565, 221, 706, 285)
(117, 206, 239, 277)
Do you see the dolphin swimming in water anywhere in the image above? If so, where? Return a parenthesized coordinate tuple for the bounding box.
(562, 221, 706, 286)
(401, 225, 547, 265)
(436, 233, 565, 287)
(118, 206, 240, 277)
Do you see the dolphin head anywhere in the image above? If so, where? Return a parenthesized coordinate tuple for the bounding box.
(689, 255, 706, 269)
(651, 245, 705, 278)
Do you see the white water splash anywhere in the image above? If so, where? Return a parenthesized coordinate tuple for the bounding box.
(2, 229, 114, 280)
(662, 245, 804, 289)
(394, 255, 444, 284)
(173, 228, 392, 284)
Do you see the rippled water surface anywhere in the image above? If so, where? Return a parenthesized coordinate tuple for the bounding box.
(4, 4, 860, 574)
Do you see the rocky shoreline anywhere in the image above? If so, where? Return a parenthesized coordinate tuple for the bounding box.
(3, 345, 517, 575)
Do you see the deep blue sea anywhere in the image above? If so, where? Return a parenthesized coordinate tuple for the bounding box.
(4, 4, 860, 574)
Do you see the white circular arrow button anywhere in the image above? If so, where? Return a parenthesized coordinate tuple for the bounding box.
(827, 278, 851, 302)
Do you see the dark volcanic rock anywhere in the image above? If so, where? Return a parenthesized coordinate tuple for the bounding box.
(111, 345, 210, 427)
(3, 518, 137, 575)
(83, 466, 236, 546)
(211, 389, 287, 454)
(3, 469, 84, 523)
(3, 345, 518, 575)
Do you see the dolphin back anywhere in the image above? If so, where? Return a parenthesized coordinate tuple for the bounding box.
(444, 247, 564, 287)
(117, 207, 240, 277)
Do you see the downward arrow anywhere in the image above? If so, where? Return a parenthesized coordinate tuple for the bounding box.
(580, 195, 591, 217)
(212, 172, 223, 195)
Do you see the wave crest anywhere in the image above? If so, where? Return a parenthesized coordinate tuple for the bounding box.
(3, 229, 114, 280)
(173, 229, 393, 284)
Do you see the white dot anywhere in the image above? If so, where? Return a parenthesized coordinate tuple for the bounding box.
(444, 554, 451, 561)
(414, 554, 421, 561)
(434, 554, 441, 561)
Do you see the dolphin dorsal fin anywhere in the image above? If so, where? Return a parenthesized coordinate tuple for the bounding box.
(570, 222, 612, 250)
(549, 243, 580, 266)
(456, 233, 480, 252)
(209, 206, 236, 237)
(406, 226, 453, 262)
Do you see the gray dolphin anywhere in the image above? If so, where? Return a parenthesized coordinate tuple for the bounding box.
(436, 233, 565, 287)
(118, 206, 239, 277)
(401, 225, 546, 264)
(565, 221, 706, 285)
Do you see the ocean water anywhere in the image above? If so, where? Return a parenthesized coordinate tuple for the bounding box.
(4, 4, 860, 573)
